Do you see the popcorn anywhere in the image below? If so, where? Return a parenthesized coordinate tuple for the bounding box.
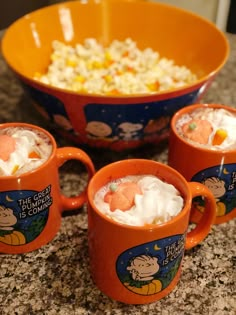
(34, 38, 197, 95)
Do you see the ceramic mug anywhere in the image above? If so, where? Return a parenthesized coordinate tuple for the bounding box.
(87, 159, 216, 304)
(168, 103, 236, 224)
(0, 122, 95, 254)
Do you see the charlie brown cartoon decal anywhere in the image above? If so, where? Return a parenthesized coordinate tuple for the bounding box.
(116, 234, 185, 296)
(84, 88, 200, 148)
(191, 163, 236, 217)
(0, 186, 52, 246)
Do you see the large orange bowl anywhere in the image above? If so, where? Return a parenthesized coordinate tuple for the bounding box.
(1, 0, 229, 151)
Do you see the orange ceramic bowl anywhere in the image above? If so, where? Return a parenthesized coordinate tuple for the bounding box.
(1, 0, 229, 151)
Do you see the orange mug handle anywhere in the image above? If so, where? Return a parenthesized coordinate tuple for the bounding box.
(56, 147, 95, 211)
(185, 182, 216, 250)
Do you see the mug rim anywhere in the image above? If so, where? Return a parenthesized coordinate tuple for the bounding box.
(170, 103, 236, 154)
(0, 122, 57, 179)
(87, 159, 192, 230)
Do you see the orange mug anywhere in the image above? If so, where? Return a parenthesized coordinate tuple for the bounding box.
(0, 122, 95, 254)
(87, 159, 216, 304)
(168, 103, 236, 224)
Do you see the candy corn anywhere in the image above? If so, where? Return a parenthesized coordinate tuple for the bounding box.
(212, 129, 228, 146)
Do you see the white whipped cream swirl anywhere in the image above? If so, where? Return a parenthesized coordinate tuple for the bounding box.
(94, 175, 184, 226)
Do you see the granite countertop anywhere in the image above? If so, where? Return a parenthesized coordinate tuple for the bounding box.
(0, 31, 235, 315)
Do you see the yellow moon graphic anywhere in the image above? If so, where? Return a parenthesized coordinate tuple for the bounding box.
(154, 244, 161, 250)
(223, 168, 229, 174)
(6, 195, 14, 202)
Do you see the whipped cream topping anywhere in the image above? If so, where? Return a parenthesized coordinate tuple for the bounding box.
(0, 127, 52, 176)
(94, 175, 184, 226)
(176, 108, 236, 150)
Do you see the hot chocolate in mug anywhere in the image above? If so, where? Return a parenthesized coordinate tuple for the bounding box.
(0, 122, 95, 254)
(87, 159, 216, 304)
(168, 103, 236, 224)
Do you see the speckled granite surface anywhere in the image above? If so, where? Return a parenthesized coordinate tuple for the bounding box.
(0, 31, 235, 315)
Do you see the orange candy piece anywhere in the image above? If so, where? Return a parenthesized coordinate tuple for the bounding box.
(104, 181, 143, 212)
(0, 135, 16, 161)
(182, 119, 213, 144)
(28, 151, 41, 159)
(212, 129, 227, 146)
